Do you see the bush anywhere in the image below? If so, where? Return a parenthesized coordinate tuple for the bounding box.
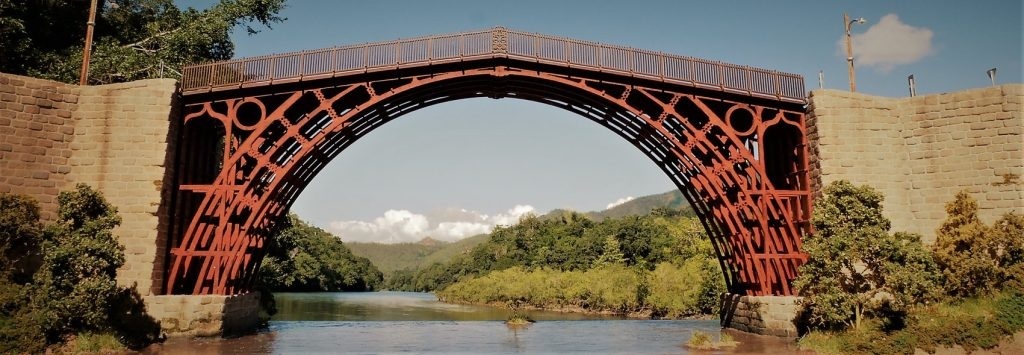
(0, 193, 43, 282)
(31, 184, 124, 340)
(794, 181, 941, 331)
(933, 192, 1024, 297)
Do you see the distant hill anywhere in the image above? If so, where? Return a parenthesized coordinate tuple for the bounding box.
(347, 189, 691, 273)
(347, 234, 489, 273)
(545, 190, 693, 221)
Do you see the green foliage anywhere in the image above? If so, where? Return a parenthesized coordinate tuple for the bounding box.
(389, 209, 705, 293)
(0, 193, 42, 283)
(933, 191, 1001, 297)
(0, 0, 285, 84)
(347, 234, 489, 274)
(646, 258, 724, 318)
(259, 214, 383, 292)
(438, 260, 723, 318)
(593, 235, 626, 267)
(799, 290, 1024, 354)
(686, 330, 713, 350)
(32, 184, 124, 340)
(794, 180, 941, 331)
(933, 191, 1024, 297)
(0, 186, 158, 351)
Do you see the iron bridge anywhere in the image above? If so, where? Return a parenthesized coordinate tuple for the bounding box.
(168, 28, 811, 297)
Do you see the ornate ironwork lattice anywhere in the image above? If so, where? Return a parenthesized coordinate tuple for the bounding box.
(168, 28, 810, 296)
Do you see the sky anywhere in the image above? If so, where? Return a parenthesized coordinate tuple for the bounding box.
(177, 0, 1022, 243)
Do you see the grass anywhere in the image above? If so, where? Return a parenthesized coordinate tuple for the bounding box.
(505, 309, 535, 326)
(686, 330, 739, 350)
(797, 290, 1024, 354)
(66, 332, 126, 353)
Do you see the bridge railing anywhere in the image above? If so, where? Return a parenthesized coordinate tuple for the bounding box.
(181, 28, 805, 103)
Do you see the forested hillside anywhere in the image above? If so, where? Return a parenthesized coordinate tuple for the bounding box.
(346, 234, 489, 273)
(259, 214, 383, 292)
(387, 208, 726, 318)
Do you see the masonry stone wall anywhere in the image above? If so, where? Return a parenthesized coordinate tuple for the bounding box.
(1, 73, 179, 295)
(0, 72, 255, 336)
(69, 79, 180, 295)
(0, 75, 79, 220)
(720, 294, 800, 337)
(808, 85, 1023, 243)
(143, 292, 262, 337)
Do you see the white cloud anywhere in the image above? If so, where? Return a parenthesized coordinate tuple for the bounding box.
(326, 204, 536, 244)
(838, 14, 934, 72)
(606, 196, 635, 210)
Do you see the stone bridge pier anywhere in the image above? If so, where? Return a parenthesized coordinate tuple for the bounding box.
(1, 70, 1021, 336)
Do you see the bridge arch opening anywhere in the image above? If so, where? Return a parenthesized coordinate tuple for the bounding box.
(168, 29, 810, 297)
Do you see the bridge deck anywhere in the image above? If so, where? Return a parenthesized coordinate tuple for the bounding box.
(180, 28, 806, 103)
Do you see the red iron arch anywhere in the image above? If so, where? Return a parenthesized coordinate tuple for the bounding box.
(167, 29, 810, 296)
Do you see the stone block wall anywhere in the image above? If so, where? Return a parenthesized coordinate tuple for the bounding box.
(0, 73, 179, 294)
(808, 85, 1023, 243)
(720, 294, 801, 337)
(0, 75, 79, 219)
(69, 80, 180, 295)
(143, 292, 262, 337)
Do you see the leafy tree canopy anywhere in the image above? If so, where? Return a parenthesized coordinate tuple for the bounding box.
(259, 213, 383, 292)
(933, 191, 1024, 297)
(794, 180, 941, 331)
(0, 0, 285, 84)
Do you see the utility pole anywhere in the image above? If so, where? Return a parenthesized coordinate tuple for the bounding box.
(844, 13, 866, 92)
(79, 0, 99, 85)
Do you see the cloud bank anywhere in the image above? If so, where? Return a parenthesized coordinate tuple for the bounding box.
(606, 196, 635, 210)
(328, 205, 536, 244)
(838, 14, 934, 72)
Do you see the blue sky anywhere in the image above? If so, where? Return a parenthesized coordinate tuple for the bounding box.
(178, 0, 1022, 243)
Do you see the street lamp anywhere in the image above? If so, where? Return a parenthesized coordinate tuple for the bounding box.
(844, 13, 867, 92)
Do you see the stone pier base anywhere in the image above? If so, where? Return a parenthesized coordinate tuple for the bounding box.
(143, 292, 262, 337)
(720, 294, 801, 337)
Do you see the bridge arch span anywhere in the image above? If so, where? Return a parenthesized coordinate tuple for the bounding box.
(168, 29, 810, 297)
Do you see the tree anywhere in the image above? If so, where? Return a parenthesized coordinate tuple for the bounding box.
(0, 193, 42, 282)
(0, 193, 45, 353)
(259, 214, 383, 292)
(794, 180, 940, 330)
(30, 184, 124, 341)
(933, 192, 1024, 296)
(0, 0, 285, 84)
(593, 235, 626, 266)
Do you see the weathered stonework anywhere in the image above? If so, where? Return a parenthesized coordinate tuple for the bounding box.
(143, 291, 262, 337)
(720, 294, 801, 337)
(808, 85, 1023, 244)
(0, 74, 80, 219)
(0, 73, 179, 295)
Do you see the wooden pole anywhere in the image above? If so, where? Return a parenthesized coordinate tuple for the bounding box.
(79, 0, 98, 85)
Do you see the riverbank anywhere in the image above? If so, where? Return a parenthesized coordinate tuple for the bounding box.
(436, 262, 724, 320)
(439, 298, 717, 320)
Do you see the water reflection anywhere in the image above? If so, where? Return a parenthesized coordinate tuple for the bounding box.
(273, 291, 624, 321)
(150, 292, 803, 354)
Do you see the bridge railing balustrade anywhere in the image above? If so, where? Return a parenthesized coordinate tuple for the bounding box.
(180, 28, 805, 104)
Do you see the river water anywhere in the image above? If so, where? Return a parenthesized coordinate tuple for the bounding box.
(151, 292, 802, 354)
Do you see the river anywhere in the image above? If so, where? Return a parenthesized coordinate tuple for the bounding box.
(149, 291, 803, 354)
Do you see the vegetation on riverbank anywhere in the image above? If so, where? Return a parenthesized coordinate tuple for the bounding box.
(390, 208, 725, 317)
(686, 330, 737, 350)
(796, 181, 1024, 354)
(0, 185, 159, 353)
(259, 214, 383, 292)
(439, 259, 722, 318)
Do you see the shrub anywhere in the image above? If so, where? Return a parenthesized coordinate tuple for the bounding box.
(31, 184, 124, 341)
(933, 191, 1002, 297)
(794, 181, 941, 331)
(0, 193, 43, 282)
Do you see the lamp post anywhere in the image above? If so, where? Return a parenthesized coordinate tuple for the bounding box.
(844, 13, 867, 92)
